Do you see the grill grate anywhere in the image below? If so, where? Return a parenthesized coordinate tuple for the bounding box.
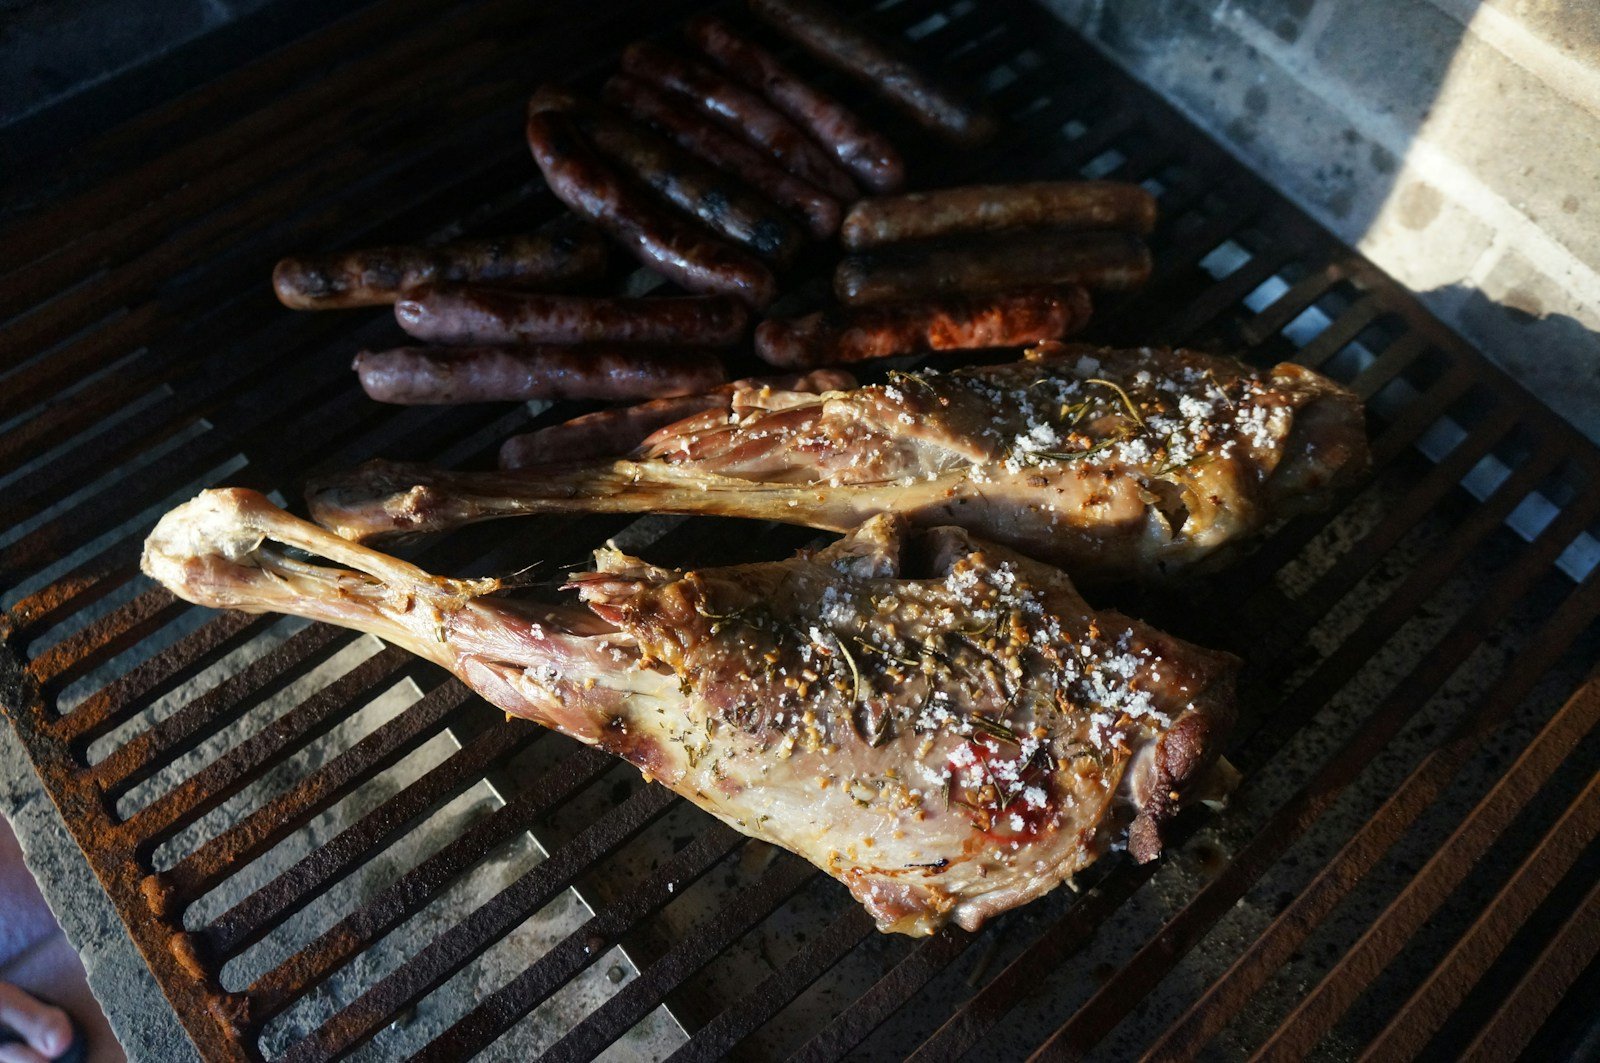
(5, 0, 1600, 1060)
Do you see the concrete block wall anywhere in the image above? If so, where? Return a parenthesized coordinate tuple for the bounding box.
(1042, 0, 1600, 443)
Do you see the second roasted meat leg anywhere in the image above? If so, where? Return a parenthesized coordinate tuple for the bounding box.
(307, 344, 1368, 581)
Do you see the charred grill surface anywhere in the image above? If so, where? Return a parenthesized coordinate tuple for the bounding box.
(3, 1, 1599, 1061)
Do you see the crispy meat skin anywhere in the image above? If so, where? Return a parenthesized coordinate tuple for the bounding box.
(309, 345, 1369, 581)
(499, 368, 856, 467)
(142, 493, 1238, 935)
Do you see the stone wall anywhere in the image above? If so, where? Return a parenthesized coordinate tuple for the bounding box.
(1041, 0, 1600, 442)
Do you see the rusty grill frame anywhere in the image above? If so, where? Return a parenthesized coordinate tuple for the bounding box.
(3, 0, 1600, 1059)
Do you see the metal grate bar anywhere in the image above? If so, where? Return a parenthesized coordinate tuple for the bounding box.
(667, 906, 876, 1062)
(789, 930, 973, 1062)
(1291, 295, 1383, 371)
(28, 591, 190, 692)
(52, 612, 272, 744)
(1456, 871, 1600, 1061)
(91, 624, 354, 798)
(5, 2, 1600, 1059)
(204, 718, 541, 959)
(1264, 685, 1600, 1060)
(0, 153, 540, 482)
(124, 649, 419, 845)
(0, 15, 522, 322)
(545, 854, 818, 1063)
(906, 858, 1162, 1062)
(1348, 331, 1432, 401)
(247, 744, 617, 1024)
(1231, 435, 1572, 768)
(1212, 362, 1484, 608)
(159, 678, 475, 902)
(1032, 504, 1600, 1058)
(1243, 401, 1524, 657)
(1240, 259, 1352, 346)
(0, 0, 456, 260)
(410, 823, 750, 1062)
(1157, 669, 1600, 1058)
(1166, 241, 1305, 345)
(279, 780, 673, 1060)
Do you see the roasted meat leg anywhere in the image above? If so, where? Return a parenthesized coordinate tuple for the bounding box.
(308, 344, 1367, 581)
(143, 489, 1239, 935)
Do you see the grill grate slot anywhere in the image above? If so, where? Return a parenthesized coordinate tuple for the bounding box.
(4, 0, 1599, 1060)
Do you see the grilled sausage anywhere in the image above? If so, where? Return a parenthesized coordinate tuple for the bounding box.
(685, 16, 904, 193)
(394, 286, 750, 347)
(835, 231, 1152, 306)
(529, 87, 802, 265)
(271, 226, 607, 309)
(526, 111, 777, 307)
(354, 345, 727, 405)
(748, 0, 996, 147)
(499, 367, 856, 467)
(604, 74, 840, 241)
(755, 286, 1092, 368)
(841, 181, 1158, 250)
(620, 41, 860, 202)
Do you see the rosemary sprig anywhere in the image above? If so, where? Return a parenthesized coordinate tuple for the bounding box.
(1085, 377, 1147, 430)
(886, 369, 940, 400)
(1060, 397, 1094, 426)
(835, 633, 863, 706)
(853, 635, 918, 667)
(969, 714, 1021, 745)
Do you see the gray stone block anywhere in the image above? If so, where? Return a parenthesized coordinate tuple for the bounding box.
(0, 724, 198, 1062)
(1310, 0, 1466, 128)
(1424, 33, 1600, 268)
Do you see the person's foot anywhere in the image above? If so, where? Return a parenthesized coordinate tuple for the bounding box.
(0, 982, 76, 1063)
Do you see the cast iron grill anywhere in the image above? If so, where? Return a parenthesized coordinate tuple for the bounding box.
(3, 0, 1600, 1059)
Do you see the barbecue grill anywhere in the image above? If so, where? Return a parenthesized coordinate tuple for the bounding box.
(4, 0, 1600, 1059)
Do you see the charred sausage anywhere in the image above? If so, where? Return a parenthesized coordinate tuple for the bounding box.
(685, 16, 904, 193)
(272, 226, 607, 309)
(841, 181, 1157, 249)
(748, 0, 996, 147)
(498, 367, 856, 467)
(620, 41, 859, 201)
(526, 111, 777, 307)
(354, 345, 727, 405)
(834, 231, 1152, 305)
(604, 73, 841, 240)
(394, 286, 750, 347)
(755, 286, 1092, 367)
(529, 87, 802, 265)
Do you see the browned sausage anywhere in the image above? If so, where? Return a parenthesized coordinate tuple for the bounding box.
(394, 286, 750, 347)
(685, 16, 904, 193)
(271, 225, 607, 309)
(604, 73, 841, 240)
(834, 231, 1152, 306)
(354, 346, 727, 405)
(528, 87, 802, 265)
(841, 181, 1158, 250)
(498, 367, 856, 467)
(526, 111, 777, 307)
(748, 0, 996, 147)
(755, 286, 1092, 368)
(620, 41, 860, 202)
